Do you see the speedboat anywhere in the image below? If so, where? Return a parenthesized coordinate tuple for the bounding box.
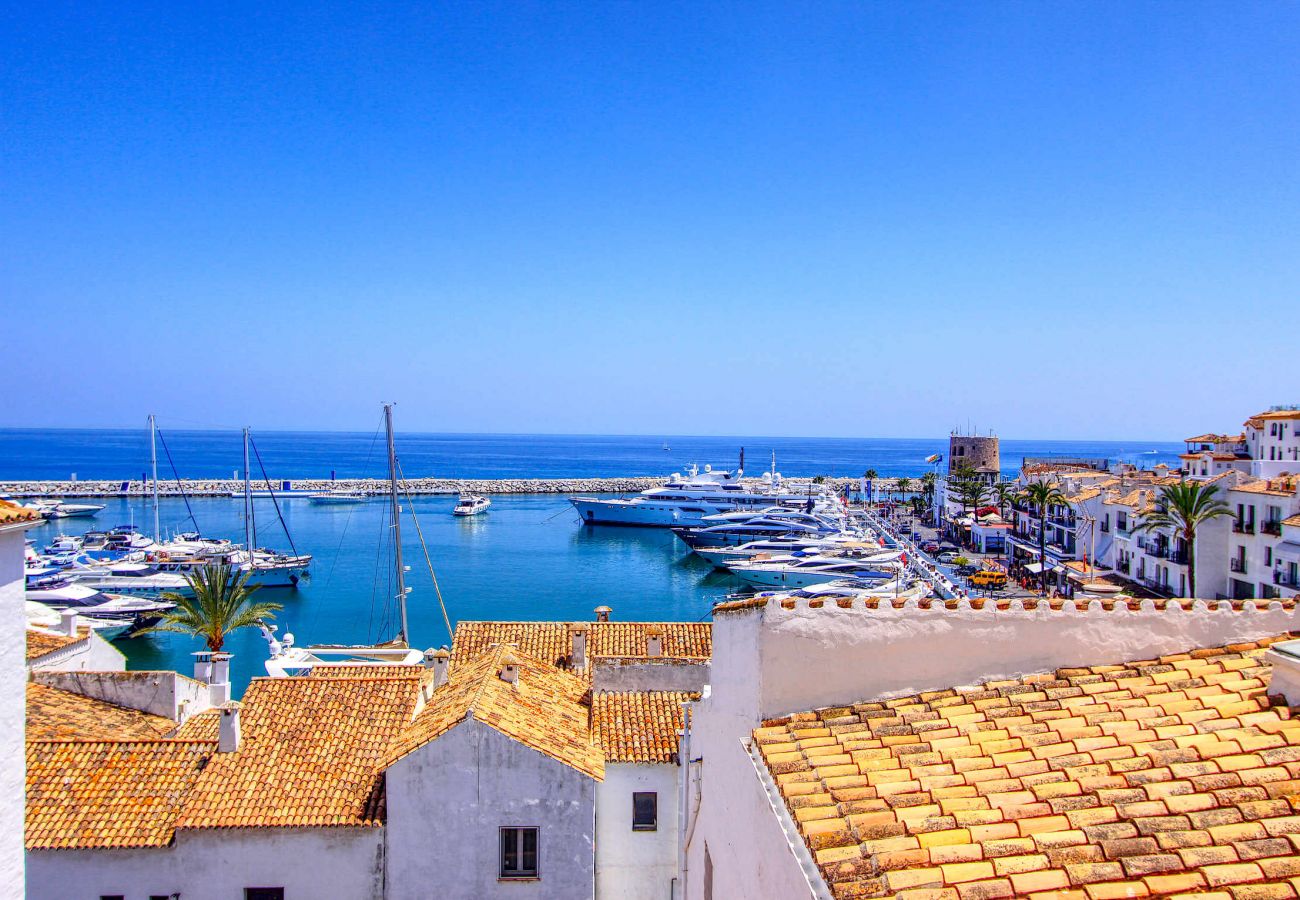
(673, 509, 850, 550)
(570, 464, 835, 528)
(726, 552, 903, 589)
(25, 602, 136, 641)
(309, 490, 368, 505)
(25, 570, 175, 637)
(453, 494, 491, 516)
(693, 535, 880, 568)
(744, 577, 933, 604)
(26, 499, 105, 519)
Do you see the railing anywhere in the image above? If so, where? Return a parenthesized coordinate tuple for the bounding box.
(1263, 521, 1283, 537)
(1230, 558, 1247, 574)
(1233, 521, 1255, 535)
(1116, 561, 1131, 575)
(1276, 570, 1299, 588)
(1047, 516, 1077, 529)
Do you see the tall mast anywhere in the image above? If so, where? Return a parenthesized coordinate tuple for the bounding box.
(149, 414, 160, 540)
(242, 427, 253, 553)
(385, 404, 409, 644)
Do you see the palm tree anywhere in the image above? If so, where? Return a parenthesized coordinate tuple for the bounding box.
(992, 480, 1017, 519)
(1134, 482, 1231, 598)
(958, 480, 990, 531)
(151, 562, 283, 652)
(1020, 479, 1068, 594)
(920, 471, 937, 502)
(863, 469, 878, 503)
(897, 477, 913, 501)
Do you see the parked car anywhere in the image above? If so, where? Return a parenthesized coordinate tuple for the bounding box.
(937, 551, 959, 564)
(921, 541, 940, 554)
(898, 523, 912, 535)
(970, 570, 1009, 590)
(955, 564, 979, 577)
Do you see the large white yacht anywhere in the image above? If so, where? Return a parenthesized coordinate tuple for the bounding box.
(569, 464, 832, 528)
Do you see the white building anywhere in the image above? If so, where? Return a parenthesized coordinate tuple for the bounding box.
(25, 615, 707, 900)
(2, 500, 42, 898)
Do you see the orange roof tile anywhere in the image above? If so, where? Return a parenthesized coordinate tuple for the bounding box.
(26, 740, 214, 849)
(593, 690, 695, 764)
(169, 710, 221, 740)
(176, 673, 423, 829)
(1235, 479, 1299, 497)
(754, 635, 1300, 900)
(1284, 514, 1300, 529)
(389, 644, 604, 779)
(25, 626, 90, 661)
(306, 663, 428, 678)
(0, 499, 42, 525)
(451, 620, 711, 670)
(1249, 409, 1300, 422)
(26, 683, 175, 742)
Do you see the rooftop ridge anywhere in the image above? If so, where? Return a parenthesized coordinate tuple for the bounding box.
(715, 596, 1300, 615)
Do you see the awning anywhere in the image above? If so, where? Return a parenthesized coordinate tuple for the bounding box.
(1024, 562, 1044, 574)
(1277, 541, 1300, 561)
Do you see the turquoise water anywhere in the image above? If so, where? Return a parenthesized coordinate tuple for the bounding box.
(28, 495, 734, 693)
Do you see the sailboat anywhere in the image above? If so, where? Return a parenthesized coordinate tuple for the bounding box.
(261, 404, 427, 677)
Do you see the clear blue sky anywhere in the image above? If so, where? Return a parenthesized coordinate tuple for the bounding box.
(3, 2, 1297, 440)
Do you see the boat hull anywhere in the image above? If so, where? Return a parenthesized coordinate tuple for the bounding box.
(571, 498, 734, 528)
(730, 568, 894, 589)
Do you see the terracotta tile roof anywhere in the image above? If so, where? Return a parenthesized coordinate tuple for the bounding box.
(169, 710, 221, 740)
(306, 663, 428, 678)
(26, 740, 214, 849)
(25, 626, 90, 661)
(754, 635, 1300, 900)
(1185, 433, 1246, 444)
(1284, 514, 1300, 529)
(451, 621, 712, 670)
(26, 683, 175, 741)
(1235, 478, 1299, 497)
(0, 499, 41, 525)
(593, 691, 696, 764)
(1104, 489, 1157, 512)
(389, 644, 604, 779)
(1250, 410, 1300, 422)
(176, 673, 423, 829)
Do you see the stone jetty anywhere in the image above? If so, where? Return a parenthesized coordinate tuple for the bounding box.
(0, 475, 920, 498)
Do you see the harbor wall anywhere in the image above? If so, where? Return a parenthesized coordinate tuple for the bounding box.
(0, 475, 921, 499)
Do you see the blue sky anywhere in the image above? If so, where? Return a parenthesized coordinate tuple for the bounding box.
(3, 2, 1297, 440)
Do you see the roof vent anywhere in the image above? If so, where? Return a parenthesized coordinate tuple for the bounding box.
(500, 651, 520, 685)
(218, 701, 242, 753)
(428, 647, 450, 687)
(646, 624, 664, 658)
(568, 623, 589, 669)
(594, 605, 612, 623)
(59, 610, 79, 637)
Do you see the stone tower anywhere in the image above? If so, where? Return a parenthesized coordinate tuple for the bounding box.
(948, 432, 1000, 483)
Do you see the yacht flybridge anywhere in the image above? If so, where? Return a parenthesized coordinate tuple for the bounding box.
(569, 459, 833, 528)
(262, 404, 432, 677)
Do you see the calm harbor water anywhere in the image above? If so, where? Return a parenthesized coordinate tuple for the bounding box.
(0, 428, 1186, 481)
(28, 495, 734, 693)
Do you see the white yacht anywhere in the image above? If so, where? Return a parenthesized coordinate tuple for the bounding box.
(26, 499, 105, 519)
(726, 552, 903, 589)
(25, 569, 175, 637)
(453, 494, 491, 516)
(745, 577, 933, 604)
(60, 561, 195, 598)
(672, 508, 849, 549)
(693, 535, 881, 568)
(146, 536, 311, 588)
(569, 464, 832, 528)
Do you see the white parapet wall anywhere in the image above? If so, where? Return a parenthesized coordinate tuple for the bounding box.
(590, 659, 710, 693)
(750, 595, 1300, 719)
(33, 670, 213, 723)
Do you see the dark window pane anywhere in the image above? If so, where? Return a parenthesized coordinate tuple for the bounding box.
(245, 890, 285, 900)
(633, 792, 658, 830)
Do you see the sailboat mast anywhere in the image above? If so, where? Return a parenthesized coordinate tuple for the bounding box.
(385, 404, 409, 644)
(242, 427, 253, 553)
(149, 414, 160, 540)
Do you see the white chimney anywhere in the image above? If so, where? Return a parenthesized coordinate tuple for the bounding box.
(218, 701, 242, 753)
(499, 651, 520, 685)
(208, 652, 233, 706)
(646, 625, 664, 658)
(1267, 641, 1300, 707)
(193, 651, 213, 684)
(569, 624, 589, 669)
(595, 605, 612, 623)
(59, 610, 79, 637)
(428, 647, 450, 687)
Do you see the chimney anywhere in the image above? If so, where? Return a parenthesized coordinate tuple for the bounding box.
(569, 624, 589, 669)
(428, 647, 450, 687)
(646, 624, 664, 658)
(499, 651, 520, 685)
(594, 605, 612, 623)
(218, 702, 242, 753)
(193, 651, 213, 685)
(208, 652, 233, 706)
(59, 610, 79, 637)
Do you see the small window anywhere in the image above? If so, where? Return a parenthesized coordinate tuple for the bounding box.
(151, 896, 173, 900)
(246, 890, 285, 900)
(500, 826, 539, 879)
(633, 791, 658, 831)
(100, 896, 125, 900)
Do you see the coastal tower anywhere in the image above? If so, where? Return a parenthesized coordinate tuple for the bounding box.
(948, 430, 1000, 484)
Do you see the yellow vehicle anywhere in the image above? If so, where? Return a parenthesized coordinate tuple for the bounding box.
(969, 569, 1008, 590)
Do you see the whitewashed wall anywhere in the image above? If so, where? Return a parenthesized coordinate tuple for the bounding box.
(595, 762, 679, 900)
(386, 718, 597, 900)
(1, 526, 28, 898)
(34, 669, 211, 721)
(27, 628, 125, 672)
(26, 825, 385, 900)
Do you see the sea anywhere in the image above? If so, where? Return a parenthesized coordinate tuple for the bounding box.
(9, 429, 1185, 692)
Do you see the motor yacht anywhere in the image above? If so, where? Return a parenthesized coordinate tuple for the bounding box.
(26, 499, 105, 519)
(59, 561, 195, 598)
(693, 535, 881, 568)
(309, 490, 369, 504)
(726, 552, 903, 589)
(25, 569, 175, 636)
(453, 494, 491, 516)
(569, 464, 833, 528)
(672, 509, 850, 550)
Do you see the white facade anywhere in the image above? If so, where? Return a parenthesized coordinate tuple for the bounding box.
(386, 718, 598, 900)
(595, 763, 680, 900)
(1, 524, 31, 898)
(1247, 412, 1300, 477)
(27, 626, 126, 672)
(27, 826, 385, 900)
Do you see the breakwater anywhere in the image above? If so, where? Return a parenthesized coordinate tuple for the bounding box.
(0, 476, 918, 498)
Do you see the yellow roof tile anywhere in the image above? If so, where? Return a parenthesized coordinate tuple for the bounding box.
(26, 740, 214, 849)
(0, 499, 42, 525)
(26, 683, 174, 742)
(757, 635, 1300, 899)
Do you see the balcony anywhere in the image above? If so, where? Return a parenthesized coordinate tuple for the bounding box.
(1117, 560, 1131, 575)
(1230, 558, 1247, 574)
(1276, 570, 1300, 589)
(1263, 521, 1283, 537)
(1047, 516, 1077, 529)
(1233, 521, 1256, 535)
